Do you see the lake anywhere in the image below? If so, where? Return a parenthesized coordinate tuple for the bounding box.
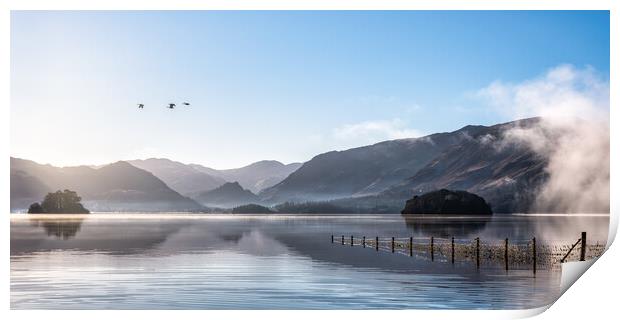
(10, 213, 609, 309)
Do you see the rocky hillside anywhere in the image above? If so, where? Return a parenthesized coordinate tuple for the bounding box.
(262, 118, 548, 213)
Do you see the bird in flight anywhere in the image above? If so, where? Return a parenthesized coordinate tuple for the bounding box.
(183, 102, 190, 106)
(137, 103, 144, 109)
(167, 103, 176, 109)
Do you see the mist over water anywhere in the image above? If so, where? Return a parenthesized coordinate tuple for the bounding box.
(479, 65, 610, 213)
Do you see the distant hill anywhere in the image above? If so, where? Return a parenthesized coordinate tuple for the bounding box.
(10, 169, 51, 210)
(260, 118, 548, 213)
(12, 117, 557, 213)
(10, 158, 203, 212)
(191, 160, 302, 193)
(127, 158, 302, 196)
(128, 158, 226, 197)
(195, 182, 260, 208)
(259, 125, 482, 204)
(381, 118, 546, 213)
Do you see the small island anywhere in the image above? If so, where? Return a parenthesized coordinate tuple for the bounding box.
(28, 189, 90, 214)
(401, 189, 492, 215)
(231, 203, 274, 214)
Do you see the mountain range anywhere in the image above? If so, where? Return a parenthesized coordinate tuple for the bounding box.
(10, 158, 202, 212)
(11, 117, 554, 213)
(128, 158, 301, 197)
(263, 117, 547, 213)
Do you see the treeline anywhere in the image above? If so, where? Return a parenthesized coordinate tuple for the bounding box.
(231, 204, 274, 214)
(273, 201, 357, 214)
(230, 201, 356, 214)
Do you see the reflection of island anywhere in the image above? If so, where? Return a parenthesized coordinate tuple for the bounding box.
(402, 215, 490, 237)
(30, 218, 85, 240)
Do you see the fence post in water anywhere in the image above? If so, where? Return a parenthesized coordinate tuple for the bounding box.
(363, 236, 366, 248)
(391, 237, 395, 253)
(331, 235, 334, 243)
(451, 237, 455, 264)
(341, 235, 344, 245)
(532, 237, 537, 275)
(376, 236, 379, 251)
(351, 235, 354, 247)
(580, 232, 587, 261)
(431, 236, 434, 261)
(475, 237, 480, 269)
(409, 237, 413, 256)
(504, 238, 509, 271)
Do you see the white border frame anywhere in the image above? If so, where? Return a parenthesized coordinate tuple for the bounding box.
(1, 1, 616, 319)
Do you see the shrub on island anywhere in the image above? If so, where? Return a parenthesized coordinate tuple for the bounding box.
(28, 189, 90, 214)
(401, 189, 492, 215)
(231, 203, 274, 214)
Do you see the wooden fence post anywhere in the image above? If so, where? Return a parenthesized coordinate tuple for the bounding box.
(331, 235, 334, 243)
(532, 237, 537, 275)
(376, 236, 379, 251)
(580, 232, 587, 261)
(391, 237, 395, 253)
(430, 236, 434, 261)
(363, 236, 366, 248)
(504, 238, 509, 271)
(409, 237, 413, 256)
(451, 237, 455, 264)
(351, 235, 354, 246)
(476, 237, 480, 269)
(341, 235, 344, 245)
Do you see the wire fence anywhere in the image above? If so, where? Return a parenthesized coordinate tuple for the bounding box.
(331, 232, 606, 272)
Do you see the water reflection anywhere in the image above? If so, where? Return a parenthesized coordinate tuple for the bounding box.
(10, 214, 609, 310)
(402, 215, 490, 237)
(29, 218, 84, 240)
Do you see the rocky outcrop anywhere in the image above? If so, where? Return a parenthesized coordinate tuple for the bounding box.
(401, 189, 492, 215)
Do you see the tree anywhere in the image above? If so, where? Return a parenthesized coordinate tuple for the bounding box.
(27, 202, 45, 213)
(28, 189, 90, 214)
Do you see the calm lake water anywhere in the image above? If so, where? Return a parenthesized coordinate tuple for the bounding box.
(10, 213, 609, 309)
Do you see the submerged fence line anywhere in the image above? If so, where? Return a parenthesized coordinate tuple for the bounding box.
(330, 232, 605, 273)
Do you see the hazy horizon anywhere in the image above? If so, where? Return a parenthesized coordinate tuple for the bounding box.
(11, 11, 609, 168)
(9, 115, 534, 170)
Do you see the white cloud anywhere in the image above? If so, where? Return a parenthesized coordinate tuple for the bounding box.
(332, 118, 423, 148)
(478, 65, 609, 213)
(477, 64, 609, 121)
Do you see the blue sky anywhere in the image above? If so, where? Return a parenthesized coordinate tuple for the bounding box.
(11, 11, 610, 168)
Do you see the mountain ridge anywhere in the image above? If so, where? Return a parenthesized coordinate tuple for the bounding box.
(10, 158, 203, 212)
(195, 181, 260, 208)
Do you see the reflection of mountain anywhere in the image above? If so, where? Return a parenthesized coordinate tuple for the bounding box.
(11, 218, 194, 255)
(31, 218, 85, 240)
(10, 158, 203, 212)
(402, 216, 490, 237)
